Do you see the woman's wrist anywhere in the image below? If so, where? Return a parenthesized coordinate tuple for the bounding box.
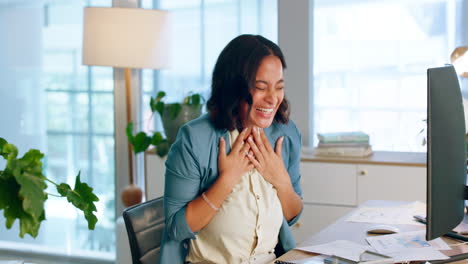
(271, 170, 292, 190)
(217, 171, 239, 191)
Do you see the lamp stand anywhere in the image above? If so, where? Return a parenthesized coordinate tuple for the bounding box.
(121, 68, 143, 207)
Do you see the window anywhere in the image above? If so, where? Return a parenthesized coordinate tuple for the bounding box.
(313, 0, 458, 152)
(139, 0, 278, 136)
(0, 0, 115, 261)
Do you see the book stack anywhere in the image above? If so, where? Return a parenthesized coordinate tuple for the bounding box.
(314, 131, 373, 157)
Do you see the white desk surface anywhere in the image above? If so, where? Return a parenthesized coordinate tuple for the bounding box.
(274, 200, 468, 264)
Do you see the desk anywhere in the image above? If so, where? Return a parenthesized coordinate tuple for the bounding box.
(275, 200, 468, 264)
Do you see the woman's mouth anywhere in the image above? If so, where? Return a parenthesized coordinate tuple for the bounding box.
(256, 107, 274, 114)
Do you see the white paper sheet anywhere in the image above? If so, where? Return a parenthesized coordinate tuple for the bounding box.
(383, 248, 449, 262)
(296, 240, 373, 262)
(346, 201, 426, 225)
(366, 230, 450, 253)
(280, 255, 328, 264)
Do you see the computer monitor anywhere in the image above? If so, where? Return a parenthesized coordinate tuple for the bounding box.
(426, 65, 467, 241)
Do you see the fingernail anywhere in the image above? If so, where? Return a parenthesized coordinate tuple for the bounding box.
(248, 136, 253, 141)
(220, 137, 224, 141)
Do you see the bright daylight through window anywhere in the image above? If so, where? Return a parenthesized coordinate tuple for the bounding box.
(139, 0, 278, 136)
(313, 0, 457, 152)
(0, 0, 115, 260)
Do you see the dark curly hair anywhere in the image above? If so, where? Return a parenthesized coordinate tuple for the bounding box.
(207, 34, 290, 131)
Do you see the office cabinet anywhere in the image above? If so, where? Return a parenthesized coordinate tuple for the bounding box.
(356, 164, 426, 204)
(293, 152, 426, 244)
(301, 162, 357, 206)
(291, 203, 354, 243)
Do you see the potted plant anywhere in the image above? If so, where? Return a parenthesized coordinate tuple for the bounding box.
(0, 137, 99, 238)
(126, 91, 204, 157)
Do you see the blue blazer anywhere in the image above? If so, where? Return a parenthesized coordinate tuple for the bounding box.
(159, 114, 303, 264)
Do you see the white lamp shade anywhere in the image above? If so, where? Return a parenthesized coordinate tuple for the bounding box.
(82, 7, 170, 69)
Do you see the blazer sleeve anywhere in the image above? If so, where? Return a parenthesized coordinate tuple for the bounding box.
(163, 125, 201, 242)
(285, 123, 303, 226)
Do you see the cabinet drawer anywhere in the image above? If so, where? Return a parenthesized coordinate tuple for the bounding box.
(300, 162, 357, 206)
(357, 164, 426, 204)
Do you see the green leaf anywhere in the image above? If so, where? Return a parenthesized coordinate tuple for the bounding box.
(156, 91, 166, 101)
(0, 137, 7, 158)
(57, 183, 72, 197)
(182, 93, 204, 106)
(0, 177, 19, 211)
(17, 209, 44, 238)
(156, 140, 170, 157)
(0, 176, 43, 238)
(168, 103, 182, 120)
(150, 97, 157, 112)
(63, 172, 99, 230)
(133, 132, 151, 153)
(1, 143, 18, 162)
(10, 149, 47, 222)
(155, 101, 164, 117)
(154, 91, 166, 117)
(126, 122, 134, 145)
(151, 132, 164, 146)
(0, 139, 99, 237)
(191, 94, 201, 106)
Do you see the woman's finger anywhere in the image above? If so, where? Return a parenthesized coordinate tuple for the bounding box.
(232, 127, 251, 153)
(260, 128, 273, 153)
(247, 153, 261, 169)
(219, 137, 226, 159)
(253, 127, 267, 152)
(275, 136, 284, 156)
(240, 141, 251, 158)
(247, 135, 264, 162)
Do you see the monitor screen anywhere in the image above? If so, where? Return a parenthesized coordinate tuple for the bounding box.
(426, 65, 466, 240)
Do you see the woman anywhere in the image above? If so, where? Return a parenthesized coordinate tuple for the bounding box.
(159, 34, 303, 264)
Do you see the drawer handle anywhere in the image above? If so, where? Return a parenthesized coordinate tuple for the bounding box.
(359, 170, 368, 175)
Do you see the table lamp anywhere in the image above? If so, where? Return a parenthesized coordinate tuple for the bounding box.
(82, 7, 170, 207)
(451, 46, 468, 78)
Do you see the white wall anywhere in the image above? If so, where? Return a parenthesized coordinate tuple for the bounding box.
(278, 0, 314, 147)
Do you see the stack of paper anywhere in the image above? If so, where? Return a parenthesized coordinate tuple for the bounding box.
(314, 132, 373, 158)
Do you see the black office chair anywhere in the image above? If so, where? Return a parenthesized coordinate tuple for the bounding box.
(123, 197, 165, 264)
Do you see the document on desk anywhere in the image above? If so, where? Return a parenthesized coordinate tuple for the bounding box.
(296, 240, 373, 262)
(346, 201, 426, 225)
(366, 230, 450, 252)
(365, 230, 450, 261)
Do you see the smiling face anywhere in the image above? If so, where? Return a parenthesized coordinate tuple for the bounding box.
(240, 55, 285, 129)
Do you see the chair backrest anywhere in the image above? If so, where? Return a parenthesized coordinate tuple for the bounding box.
(123, 197, 165, 264)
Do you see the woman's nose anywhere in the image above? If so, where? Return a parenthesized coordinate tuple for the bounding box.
(264, 90, 277, 104)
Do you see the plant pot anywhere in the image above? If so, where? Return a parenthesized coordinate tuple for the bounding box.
(162, 104, 202, 145)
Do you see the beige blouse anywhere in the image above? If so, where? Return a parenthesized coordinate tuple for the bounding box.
(186, 129, 284, 264)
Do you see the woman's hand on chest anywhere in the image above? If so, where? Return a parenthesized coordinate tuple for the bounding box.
(217, 127, 254, 189)
(246, 127, 291, 189)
